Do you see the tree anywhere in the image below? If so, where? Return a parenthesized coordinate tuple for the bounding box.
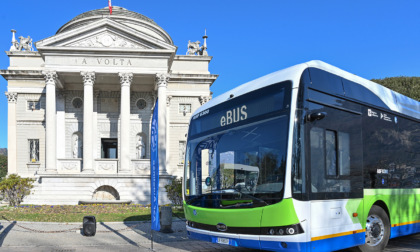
(0, 155, 7, 181)
(371, 77, 420, 101)
(164, 177, 182, 206)
(0, 174, 35, 206)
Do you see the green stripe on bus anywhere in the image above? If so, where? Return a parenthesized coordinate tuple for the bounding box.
(363, 189, 420, 227)
(184, 198, 299, 227)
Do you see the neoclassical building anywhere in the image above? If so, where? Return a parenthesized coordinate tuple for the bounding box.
(1, 6, 216, 204)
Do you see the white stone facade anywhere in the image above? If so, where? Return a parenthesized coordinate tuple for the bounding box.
(1, 7, 217, 205)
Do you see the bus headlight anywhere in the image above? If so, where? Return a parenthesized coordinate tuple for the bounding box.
(286, 227, 295, 235)
(262, 224, 303, 236)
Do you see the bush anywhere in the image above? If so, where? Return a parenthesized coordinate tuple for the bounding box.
(0, 155, 7, 181)
(0, 174, 35, 206)
(164, 177, 182, 206)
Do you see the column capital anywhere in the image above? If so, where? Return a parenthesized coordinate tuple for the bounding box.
(155, 73, 170, 89)
(81, 72, 95, 86)
(5, 92, 17, 103)
(119, 72, 133, 87)
(43, 71, 57, 86)
(199, 95, 212, 105)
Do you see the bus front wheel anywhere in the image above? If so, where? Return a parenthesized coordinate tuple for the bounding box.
(358, 205, 390, 252)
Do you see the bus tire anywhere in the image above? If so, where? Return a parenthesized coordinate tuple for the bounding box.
(358, 205, 390, 252)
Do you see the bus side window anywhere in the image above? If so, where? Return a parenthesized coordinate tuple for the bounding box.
(310, 127, 352, 194)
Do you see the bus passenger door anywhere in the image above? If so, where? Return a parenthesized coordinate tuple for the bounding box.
(305, 97, 364, 251)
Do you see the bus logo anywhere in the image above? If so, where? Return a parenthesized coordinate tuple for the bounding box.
(216, 223, 228, 232)
(368, 109, 378, 117)
(220, 105, 247, 127)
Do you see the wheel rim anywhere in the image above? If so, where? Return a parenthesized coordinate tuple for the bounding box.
(365, 214, 385, 246)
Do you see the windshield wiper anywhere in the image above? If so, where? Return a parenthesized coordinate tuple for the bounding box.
(220, 201, 253, 208)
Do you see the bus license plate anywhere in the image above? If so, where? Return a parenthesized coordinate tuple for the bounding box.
(217, 237, 229, 245)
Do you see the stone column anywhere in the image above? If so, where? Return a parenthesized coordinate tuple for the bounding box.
(81, 72, 95, 172)
(155, 73, 169, 174)
(166, 96, 171, 174)
(93, 90, 100, 161)
(56, 91, 66, 160)
(5, 92, 17, 174)
(44, 71, 57, 172)
(119, 72, 133, 172)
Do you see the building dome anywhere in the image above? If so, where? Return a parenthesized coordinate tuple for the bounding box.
(56, 6, 172, 44)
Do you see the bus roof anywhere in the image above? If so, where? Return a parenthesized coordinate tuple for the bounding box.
(194, 60, 420, 120)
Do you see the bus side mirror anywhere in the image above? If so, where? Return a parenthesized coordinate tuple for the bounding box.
(307, 112, 326, 122)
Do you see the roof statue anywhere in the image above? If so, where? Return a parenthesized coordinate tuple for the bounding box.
(186, 30, 208, 56)
(9, 29, 33, 52)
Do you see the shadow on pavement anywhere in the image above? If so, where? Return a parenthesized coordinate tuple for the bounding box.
(0, 221, 16, 247)
(99, 222, 139, 248)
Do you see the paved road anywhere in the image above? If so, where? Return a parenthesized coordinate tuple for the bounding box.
(0, 219, 418, 251)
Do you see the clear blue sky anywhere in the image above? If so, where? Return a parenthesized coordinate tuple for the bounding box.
(1, 0, 420, 148)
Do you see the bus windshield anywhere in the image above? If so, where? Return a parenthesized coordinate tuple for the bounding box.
(184, 82, 291, 208)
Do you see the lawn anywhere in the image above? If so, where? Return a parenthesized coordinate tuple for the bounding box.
(0, 204, 185, 222)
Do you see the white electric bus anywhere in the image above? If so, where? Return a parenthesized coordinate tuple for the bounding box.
(183, 61, 420, 251)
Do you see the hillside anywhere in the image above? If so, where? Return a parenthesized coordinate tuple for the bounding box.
(0, 148, 7, 156)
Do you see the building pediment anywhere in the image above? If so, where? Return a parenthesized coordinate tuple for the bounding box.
(35, 18, 177, 74)
(36, 18, 176, 51)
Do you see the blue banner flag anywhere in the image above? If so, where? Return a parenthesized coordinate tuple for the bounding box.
(150, 99, 160, 231)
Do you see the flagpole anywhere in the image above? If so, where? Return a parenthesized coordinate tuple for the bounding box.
(150, 99, 159, 251)
(151, 228, 154, 250)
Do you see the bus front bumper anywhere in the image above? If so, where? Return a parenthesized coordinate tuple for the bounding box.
(186, 225, 309, 251)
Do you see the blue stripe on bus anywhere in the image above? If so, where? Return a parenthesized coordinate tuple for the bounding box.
(187, 230, 364, 251)
(310, 232, 365, 251)
(390, 222, 420, 239)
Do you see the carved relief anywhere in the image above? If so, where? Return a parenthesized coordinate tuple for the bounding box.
(62, 162, 78, 171)
(134, 162, 148, 170)
(132, 160, 150, 174)
(5, 92, 17, 103)
(70, 33, 146, 49)
(95, 161, 118, 174)
(99, 163, 114, 170)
